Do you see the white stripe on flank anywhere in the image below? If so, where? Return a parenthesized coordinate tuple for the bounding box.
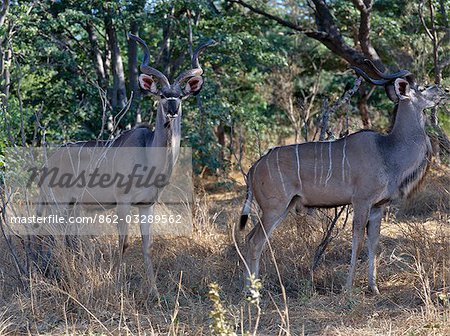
(314, 143, 318, 185)
(342, 138, 347, 181)
(295, 144, 302, 190)
(319, 144, 324, 185)
(276, 149, 286, 194)
(325, 141, 333, 185)
(266, 150, 273, 182)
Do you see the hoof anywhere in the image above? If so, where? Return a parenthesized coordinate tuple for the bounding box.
(368, 285, 380, 295)
(342, 280, 353, 294)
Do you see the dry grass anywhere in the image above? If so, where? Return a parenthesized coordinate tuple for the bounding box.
(0, 167, 449, 335)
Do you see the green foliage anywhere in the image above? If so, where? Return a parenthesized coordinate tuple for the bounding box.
(1, 0, 449, 173)
(438, 109, 450, 134)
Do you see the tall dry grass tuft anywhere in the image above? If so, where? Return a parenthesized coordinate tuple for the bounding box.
(393, 220, 450, 320)
(4, 235, 159, 334)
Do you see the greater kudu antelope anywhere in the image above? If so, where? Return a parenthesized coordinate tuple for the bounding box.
(239, 66, 449, 294)
(36, 34, 215, 291)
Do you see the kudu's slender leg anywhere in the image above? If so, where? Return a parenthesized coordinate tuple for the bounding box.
(65, 202, 80, 252)
(244, 201, 294, 287)
(115, 203, 131, 283)
(367, 205, 384, 294)
(245, 222, 265, 285)
(117, 203, 131, 254)
(139, 205, 158, 294)
(345, 202, 371, 291)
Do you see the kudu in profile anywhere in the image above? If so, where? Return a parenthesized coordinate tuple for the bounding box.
(239, 65, 449, 294)
(36, 34, 215, 291)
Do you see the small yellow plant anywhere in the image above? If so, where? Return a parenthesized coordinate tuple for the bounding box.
(208, 275, 263, 336)
(245, 274, 262, 305)
(208, 282, 237, 336)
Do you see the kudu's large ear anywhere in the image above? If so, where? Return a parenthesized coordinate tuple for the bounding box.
(139, 74, 159, 95)
(183, 76, 204, 96)
(394, 78, 411, 101)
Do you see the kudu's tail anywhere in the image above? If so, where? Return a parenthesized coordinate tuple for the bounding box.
(239, 169, 254, 230)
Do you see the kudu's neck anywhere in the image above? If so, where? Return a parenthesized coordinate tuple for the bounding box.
(388, 100, 426, 140)
(383, 99, 430, 177)
(152, 103, 182, 163)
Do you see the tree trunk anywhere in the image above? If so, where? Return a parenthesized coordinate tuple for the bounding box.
(0, 29, 11, 108)
(127, 20, 141, 123)
(159, 19, 172, 76)
(105, 12, 127, 110)
(3, 48, 10, 99)
(85, 20, 106, 88)
(103, 31, 111, 85)
(156, 8, 174, 78)
(357, 84, 371, 128)
(0, 0, 10, 102)
(215, 121, 226, 164)
(0, 45, 11, 109)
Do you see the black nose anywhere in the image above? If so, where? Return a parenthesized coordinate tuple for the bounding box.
(167, 100, 179, 115)
(445, 88, 450, 93)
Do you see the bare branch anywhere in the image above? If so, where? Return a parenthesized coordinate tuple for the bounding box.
(351, 0, 383, 69)
(329, 77, 363, 117)
(230, 120, 246, 179)
(229, 0, 312, 33)
(319, 77, 363, 140)
(229, 0, 384, 76)
(418, 1, 435, 42)
(312, 205, 349, 271)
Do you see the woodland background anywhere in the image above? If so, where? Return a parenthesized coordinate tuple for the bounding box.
(1, 0, 449, 172)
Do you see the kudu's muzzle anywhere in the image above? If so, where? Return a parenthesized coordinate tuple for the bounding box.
(165, 98, 181, 118)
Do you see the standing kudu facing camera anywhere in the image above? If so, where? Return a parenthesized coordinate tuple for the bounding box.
(239, 63, 449, 294)
(36, 34, 216, 292)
